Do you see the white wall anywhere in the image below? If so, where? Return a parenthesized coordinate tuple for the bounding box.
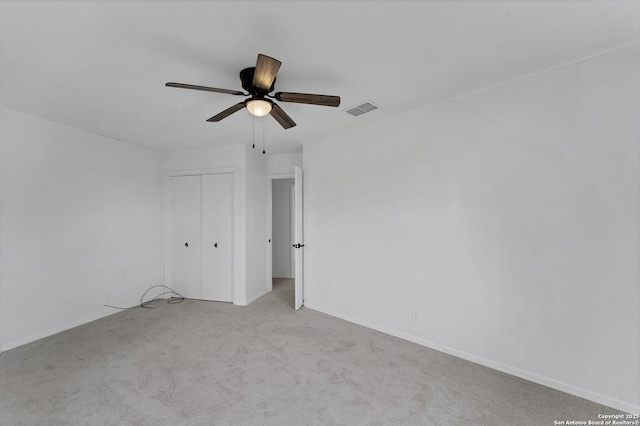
(267, 153, 302, 176)
(303, 46, 639, 412)
(160, 145, 248, 304)
(0, 108, 161, 351)
(245, 148, 267, 304)
(272, 178, 294, 278)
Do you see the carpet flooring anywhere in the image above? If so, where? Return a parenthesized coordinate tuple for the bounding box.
(0, 279, 620, 425)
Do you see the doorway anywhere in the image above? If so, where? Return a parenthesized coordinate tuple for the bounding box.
(272, 178, 295, 280)
(267, 168, 304, 310)
(270, 178, 295, 307)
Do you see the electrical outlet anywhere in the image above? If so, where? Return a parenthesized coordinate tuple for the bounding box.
(411, 309, 419, 322)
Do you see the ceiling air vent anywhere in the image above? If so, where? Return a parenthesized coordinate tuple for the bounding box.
(345, 101, 379, 117)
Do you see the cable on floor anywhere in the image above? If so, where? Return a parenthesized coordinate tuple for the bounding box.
(140, 285, 185, 308)
(103, 285, 185, 310)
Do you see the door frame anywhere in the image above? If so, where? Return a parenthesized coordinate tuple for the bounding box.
(164, 168, 237, 303)
(266, 173, 295, 292)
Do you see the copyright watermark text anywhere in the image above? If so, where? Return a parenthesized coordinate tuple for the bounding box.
(554, 414, 640, 425)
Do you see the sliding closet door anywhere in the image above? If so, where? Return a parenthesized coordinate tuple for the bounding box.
(201, 173, 233, 302)
(169, 175, 202, 299)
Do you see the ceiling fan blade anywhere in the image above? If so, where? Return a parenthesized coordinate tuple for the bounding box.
(275, 92, 341, 107)
(206, 102, 246, 122)
(269, 102, 296, 129)
(166, 82, 245, 96)
(253, 54, 281, 91)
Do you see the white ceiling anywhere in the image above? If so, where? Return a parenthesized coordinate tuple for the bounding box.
(1, 1, 638, 154)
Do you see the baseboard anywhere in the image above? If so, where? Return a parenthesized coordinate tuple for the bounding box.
(245, 288, 269, 306)
(304, 302, 640, 414)
(0, 307, 127, 353)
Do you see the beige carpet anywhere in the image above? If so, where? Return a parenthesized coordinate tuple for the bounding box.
(0, 279, 620, 425)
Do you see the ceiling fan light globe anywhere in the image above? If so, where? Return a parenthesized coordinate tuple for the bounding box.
(246, 99, 272, 117)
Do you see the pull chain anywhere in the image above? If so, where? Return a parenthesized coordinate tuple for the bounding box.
(262, 119, 266, 154)
(252, 115, 255, 149)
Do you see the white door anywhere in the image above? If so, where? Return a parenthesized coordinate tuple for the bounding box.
(170, 175, 202, 299)
(201, 173, 233, 302)
(294, 166, 304, 310)
(290, 182, 295, 278)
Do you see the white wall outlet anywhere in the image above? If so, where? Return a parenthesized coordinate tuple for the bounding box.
(411, 309, 419, 322)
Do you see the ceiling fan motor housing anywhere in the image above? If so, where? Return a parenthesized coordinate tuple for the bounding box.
(166, 53, 339, 129)
(240, 67, 275, 95)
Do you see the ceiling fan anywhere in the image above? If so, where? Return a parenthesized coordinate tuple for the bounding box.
(166, 54, 341, 129)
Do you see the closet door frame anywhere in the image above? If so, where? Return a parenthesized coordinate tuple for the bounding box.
(164, 168, 236, 304)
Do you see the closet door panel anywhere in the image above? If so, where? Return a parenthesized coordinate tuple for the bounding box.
(201, 174, 220, 301)
(216, 173, 233, 302)
(169, 175, 202, 299)
(201, 173, 233, 302)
